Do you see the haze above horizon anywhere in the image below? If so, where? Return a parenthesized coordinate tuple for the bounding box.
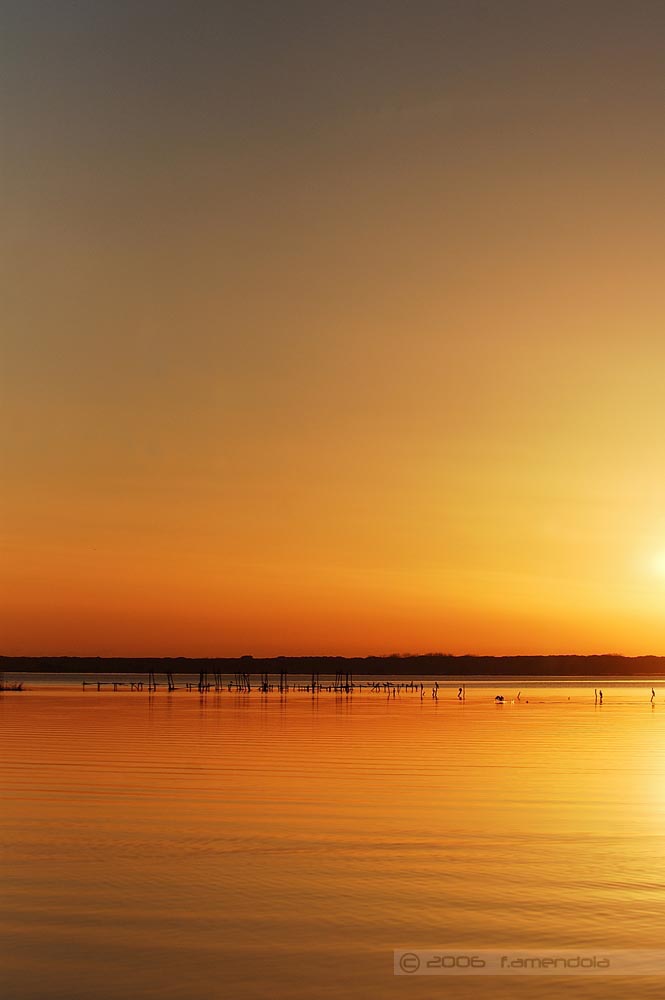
(2, 2, 665, 657)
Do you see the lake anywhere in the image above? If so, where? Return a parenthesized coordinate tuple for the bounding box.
(2, 680, 665, 999)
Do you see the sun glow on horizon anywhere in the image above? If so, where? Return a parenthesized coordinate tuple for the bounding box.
(648, 550, 665, 581)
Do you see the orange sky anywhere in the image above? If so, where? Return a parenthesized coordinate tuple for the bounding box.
(2, 3, 665, 656)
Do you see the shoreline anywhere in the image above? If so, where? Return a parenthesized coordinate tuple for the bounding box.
(4, 654, 665, 678)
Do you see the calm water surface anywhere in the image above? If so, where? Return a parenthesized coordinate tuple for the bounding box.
(2, 681, 665, 999)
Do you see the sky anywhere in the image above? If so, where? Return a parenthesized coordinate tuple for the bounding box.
(2, 1, 665, 657)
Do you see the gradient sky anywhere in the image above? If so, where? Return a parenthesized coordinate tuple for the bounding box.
(2, 1, 665, 656)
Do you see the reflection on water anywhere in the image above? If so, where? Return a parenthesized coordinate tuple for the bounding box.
(2, 683, 665, 999)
